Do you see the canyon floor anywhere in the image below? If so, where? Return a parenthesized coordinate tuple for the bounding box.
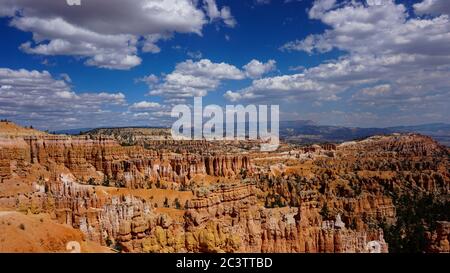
(0, 121, 448, 253)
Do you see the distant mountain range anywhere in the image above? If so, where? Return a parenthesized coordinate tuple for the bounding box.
(54, 121, 450, 146)
(279, 121, 450, 146)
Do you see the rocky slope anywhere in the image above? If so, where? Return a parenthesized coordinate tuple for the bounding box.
(1, 134, 251, 188)
(0, 122, 448, 253)
(0, 211, 111, 253)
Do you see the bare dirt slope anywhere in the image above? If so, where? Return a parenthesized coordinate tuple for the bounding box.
(0, 211, 112, 253)
(0, 121, 48, 137)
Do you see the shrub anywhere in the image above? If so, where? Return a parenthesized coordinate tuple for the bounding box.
(320, 203, 332, 220)
(173, 198, 182, 209)
(382, 193, 450, 253)
(102, 176, 110, 186)
(87, 177, 96, 185)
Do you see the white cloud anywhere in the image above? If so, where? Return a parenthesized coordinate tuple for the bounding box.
(228, 0, 450, 126)
(243, 59, 276, 79)
(142, 34, 172, 54)
(12, 16, 142, 70)
(360, 84, 391, 97)
(203, 0, 237, 28)
(351, 84, 392, 103)
(175, 59, 244, 80)
(224, 90, 243, 102)
(147, 58, 280, 101)
(308, 0, 336, 19)
(219, 6, 237, 28)
(414, 0, 450, 16)
(187, 51, 203, 59)
(280, 34, 332, 54)
(136, 74, 159, 86)
(224, 72, 340, 103)
(129, 101, 161, 111)
(203, 0, 221, 20)
(149, 59, 245, 100)
(0, 0, 236, 69)
(60, 73, 72, 83)
(282, 0, 450, 57)
(0, 68, 178, 129)
(288, 65, 305, 72)
(133, 112, 150, 118)
(0, 67, 128, 129)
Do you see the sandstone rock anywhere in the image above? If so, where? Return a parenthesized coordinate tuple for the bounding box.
(1, 126, 448, 253)
(426, 221, 450, 253)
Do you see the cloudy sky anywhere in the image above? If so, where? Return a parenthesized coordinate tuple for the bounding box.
(0, 0, 449, 130)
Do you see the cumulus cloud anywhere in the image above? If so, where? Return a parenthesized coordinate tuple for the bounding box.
(282, 0, 450, 57)
(60, 73, 72, 83)
(0, 67, 178, 129)
(142, 34, 172, 54)
(135, 74, 159, 86)
(0, 0, 236, 69)
(414, 0, 450, 16)
(308, 0, 336, 19)
(129, 101, 161, 111)
(288, 65, 305, 72)
(224, 72, 340, 103)
(280, 34, 332, 54)
(149, 59, 245, 100)
(243, 59, 276, 79)
(228, 0, 450, 126)
(187, 51, 203, 59)
(146, 58, 279, 101)
(175, 59, 244, 80)
(0, 67, 130, 129)
(203, 0, 237, 28)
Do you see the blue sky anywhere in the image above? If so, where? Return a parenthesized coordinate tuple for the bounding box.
(0, 0, 449, 130)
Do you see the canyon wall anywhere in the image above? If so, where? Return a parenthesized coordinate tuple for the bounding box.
(8, 174, 386, 253)
(1, 135, 251, 187)
(1, 126, 448, 253)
